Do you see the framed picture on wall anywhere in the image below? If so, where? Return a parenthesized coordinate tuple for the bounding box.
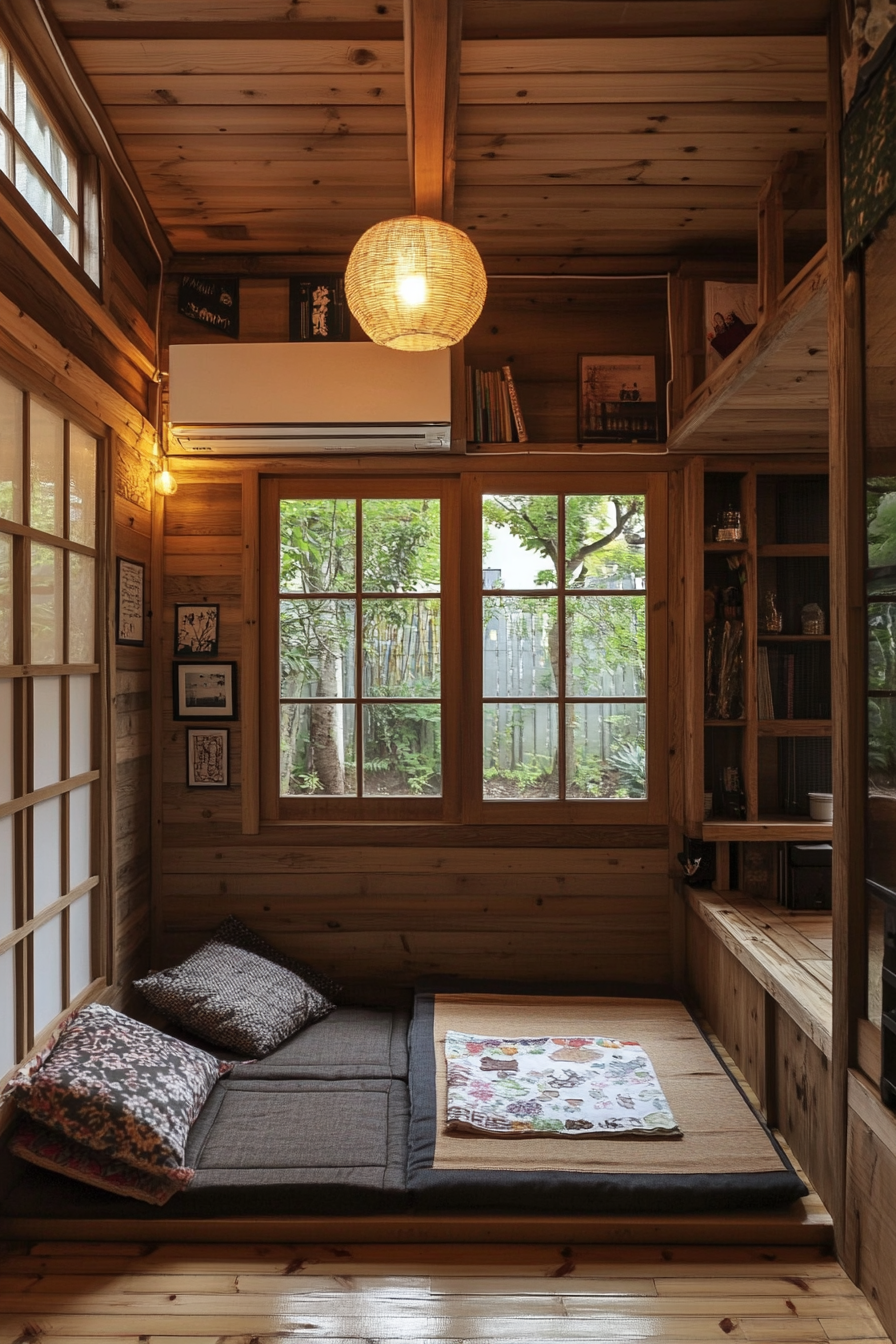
(175, 603, 220, 656)
(116, 557, 145, 646)
(578, 354, 659, 443)
(173, 661, 238, 721)
(186, 727, 229, 787)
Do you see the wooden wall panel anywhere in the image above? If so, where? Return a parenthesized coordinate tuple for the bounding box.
(685, 905, 767, 1106)
(775, 1008, 836, 1215)
(845, 1073, 896, 1343)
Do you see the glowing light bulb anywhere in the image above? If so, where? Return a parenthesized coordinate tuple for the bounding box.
(398, 273, 427, 306)
(154, 468, 178, 496)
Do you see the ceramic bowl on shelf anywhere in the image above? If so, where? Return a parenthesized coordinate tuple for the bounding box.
(808, 792, 833, 821)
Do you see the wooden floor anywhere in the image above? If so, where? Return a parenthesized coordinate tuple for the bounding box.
(0, 1241, 889, 1343)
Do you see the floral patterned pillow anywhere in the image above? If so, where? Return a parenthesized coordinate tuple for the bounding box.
(2, 1004, 230, 1186)
(9, 1117, 181, 1205)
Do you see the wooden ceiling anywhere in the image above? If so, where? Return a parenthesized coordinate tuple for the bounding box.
(50, 0, 831, 261)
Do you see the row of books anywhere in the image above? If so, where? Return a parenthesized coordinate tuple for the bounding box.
(465, 365, 528, 444)
(757, 646, 831, 720)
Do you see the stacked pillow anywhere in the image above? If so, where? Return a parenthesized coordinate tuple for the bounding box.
(134, 915, 339, 1055)
(3, 1004, 230, 1205)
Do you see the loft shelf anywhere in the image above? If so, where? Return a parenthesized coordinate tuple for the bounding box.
(758, 719, 833, 736)
(702, 817, 833, 842)
(668, 246, 828, 455)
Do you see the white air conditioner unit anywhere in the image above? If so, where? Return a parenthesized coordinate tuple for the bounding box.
(167, 343, 452, 454)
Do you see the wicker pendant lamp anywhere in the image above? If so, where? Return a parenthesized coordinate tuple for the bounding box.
(345, 215, 487, 351)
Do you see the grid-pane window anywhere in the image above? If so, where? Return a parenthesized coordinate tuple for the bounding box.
(0, 34, 100, 283)
(482, 492, 647, 801)
(279, 494, 442, 800)
(0, 371, 101, 1082)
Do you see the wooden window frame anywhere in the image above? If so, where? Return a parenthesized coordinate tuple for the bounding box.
(260, 467, 667, 828)
(0, 377, 107, 1080)
(0, 27, 101, 291)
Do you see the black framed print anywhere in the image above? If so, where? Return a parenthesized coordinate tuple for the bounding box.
(173, 661, 238, 721)
(175, 603, 220, 656)
(186, 727, 229, 787)
(116, 557, 145, 646)
(578, 354, 659, 444)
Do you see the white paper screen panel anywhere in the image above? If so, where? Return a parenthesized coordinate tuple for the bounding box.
(68, 784, 91, 890)
(0, 814, 13, 938)
(32, 675, 61, 790)
(32, 795, 61, 912)
(32, 914, 62, 1034)
(0, 948, 14, 1078)
(69, 891, 91, 999)
(69, 675, 91, 775)
(0, 678, 12, 802)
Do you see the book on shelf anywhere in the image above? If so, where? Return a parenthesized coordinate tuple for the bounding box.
(757, 646, 774, 719)
(465, 365, 528, 443)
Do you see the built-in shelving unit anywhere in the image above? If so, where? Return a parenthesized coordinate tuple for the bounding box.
(684, 459, 832, 854)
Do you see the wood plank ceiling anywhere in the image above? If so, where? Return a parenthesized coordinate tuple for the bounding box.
(49, 0, 830, 262)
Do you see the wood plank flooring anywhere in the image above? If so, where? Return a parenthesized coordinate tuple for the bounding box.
(0, 1241, 887, 1342)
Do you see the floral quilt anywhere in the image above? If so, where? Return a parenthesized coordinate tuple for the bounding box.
(444, 1032, 681, 1138)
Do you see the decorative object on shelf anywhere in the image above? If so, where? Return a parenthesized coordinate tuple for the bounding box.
(175, 604, 220, 657)
(465, 366, 528, 443)
(115, 558, 145, 647)
(761, 590, 784, 632)
(703, 791, 714, 820)
(288, 274, 350, 343)
(713, 507, 743, 542)
(705, 618, 744, 720)
(801, 602, 826, 634)
(173, 661, 238, 722)
(704, 281, 758, 371)
(703, 588, 718, 624)
(344, 215, 487, 351)
(808, 791, 834, 821)
(177, 274, 239, 338)
(578, 354, 659, 443)
(186, 728, 229, 788)
(720, 763, 747, 819)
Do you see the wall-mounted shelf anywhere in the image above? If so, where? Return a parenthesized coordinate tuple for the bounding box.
(758, 719, 832, 736)
(758, 634, 831, 643)
(703, 818, 833, 842)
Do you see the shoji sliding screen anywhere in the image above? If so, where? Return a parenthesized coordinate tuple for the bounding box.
(0, 371, 102, 1080)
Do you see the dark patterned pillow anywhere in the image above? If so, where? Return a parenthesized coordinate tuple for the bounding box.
(10, 1117, 180, 1205)
(3, 1004, 228, 1187)
(134, 937, 335, 1056)
(212, 915, 342, 1001)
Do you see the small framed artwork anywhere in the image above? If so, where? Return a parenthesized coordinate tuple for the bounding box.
(173, 661, 238, 721)
(288, 274, 350, 342)
(186, 727, 229, 788)
(175, 603, 220, 656)
(578, 354, 660, 443)
(116, 557, 145, 646)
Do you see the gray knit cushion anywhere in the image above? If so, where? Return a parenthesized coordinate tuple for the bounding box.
(135, 941, 334, 1056)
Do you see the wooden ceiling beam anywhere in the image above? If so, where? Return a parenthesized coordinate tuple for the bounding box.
(404, 0, 462, 220)
(62, 22, 403, 41)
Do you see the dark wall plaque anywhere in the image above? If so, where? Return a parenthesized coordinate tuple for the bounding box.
(289, 274, 350, 342)
(842, 29, 896, 257)
(178, 275, 240, 338)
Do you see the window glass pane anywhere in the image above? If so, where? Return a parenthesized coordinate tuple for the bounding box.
(33, 914, 63, 1034)
(869, 696, 896, 798)
(32, 675, 61, 790)
(566, 595, 646, 697)
(32, 794, 61, 911)
(0, 532, 11, 663)
(69, 674, 92, 775)
(0, 678, 12, 802)
(69, 552, 95, 663)
(280, 598, 355, 699)
(69, 784, 91, 889)
(14, 148, 75, 255)
(13, 71, 76, 206)
(280, 702, 356, 797)
(483, 495, 558, 589)
(566, 702, 647, 800)
(0, 122, 9, 185)
(30, 542, 63, 663)
(82, 157, 101, 286)
(483, 595, 557, 698)
(0, 948, 14, 1079)
(280, 498, 355, 593)
(363, 704, 441, 796)
(483, 702, 559, 800)
(868, 602, 896, 693)
(0, 373, 23, 522)
(566, 494, 646, 590)
(69, 426, 96, 546)
(29, 402, 64, 535)
(868, 480, 896, 568)
(68, 891, 92, 999)
(362, 498, 440, 592)
(363, 598, 440, 697)
(0, 815, 13, 938)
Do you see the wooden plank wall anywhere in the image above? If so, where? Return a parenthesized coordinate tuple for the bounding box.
(155, 472, 672, 999)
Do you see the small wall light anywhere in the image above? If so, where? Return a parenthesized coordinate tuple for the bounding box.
(154, 458, 178, 496)
(345, 214, 487, 351)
